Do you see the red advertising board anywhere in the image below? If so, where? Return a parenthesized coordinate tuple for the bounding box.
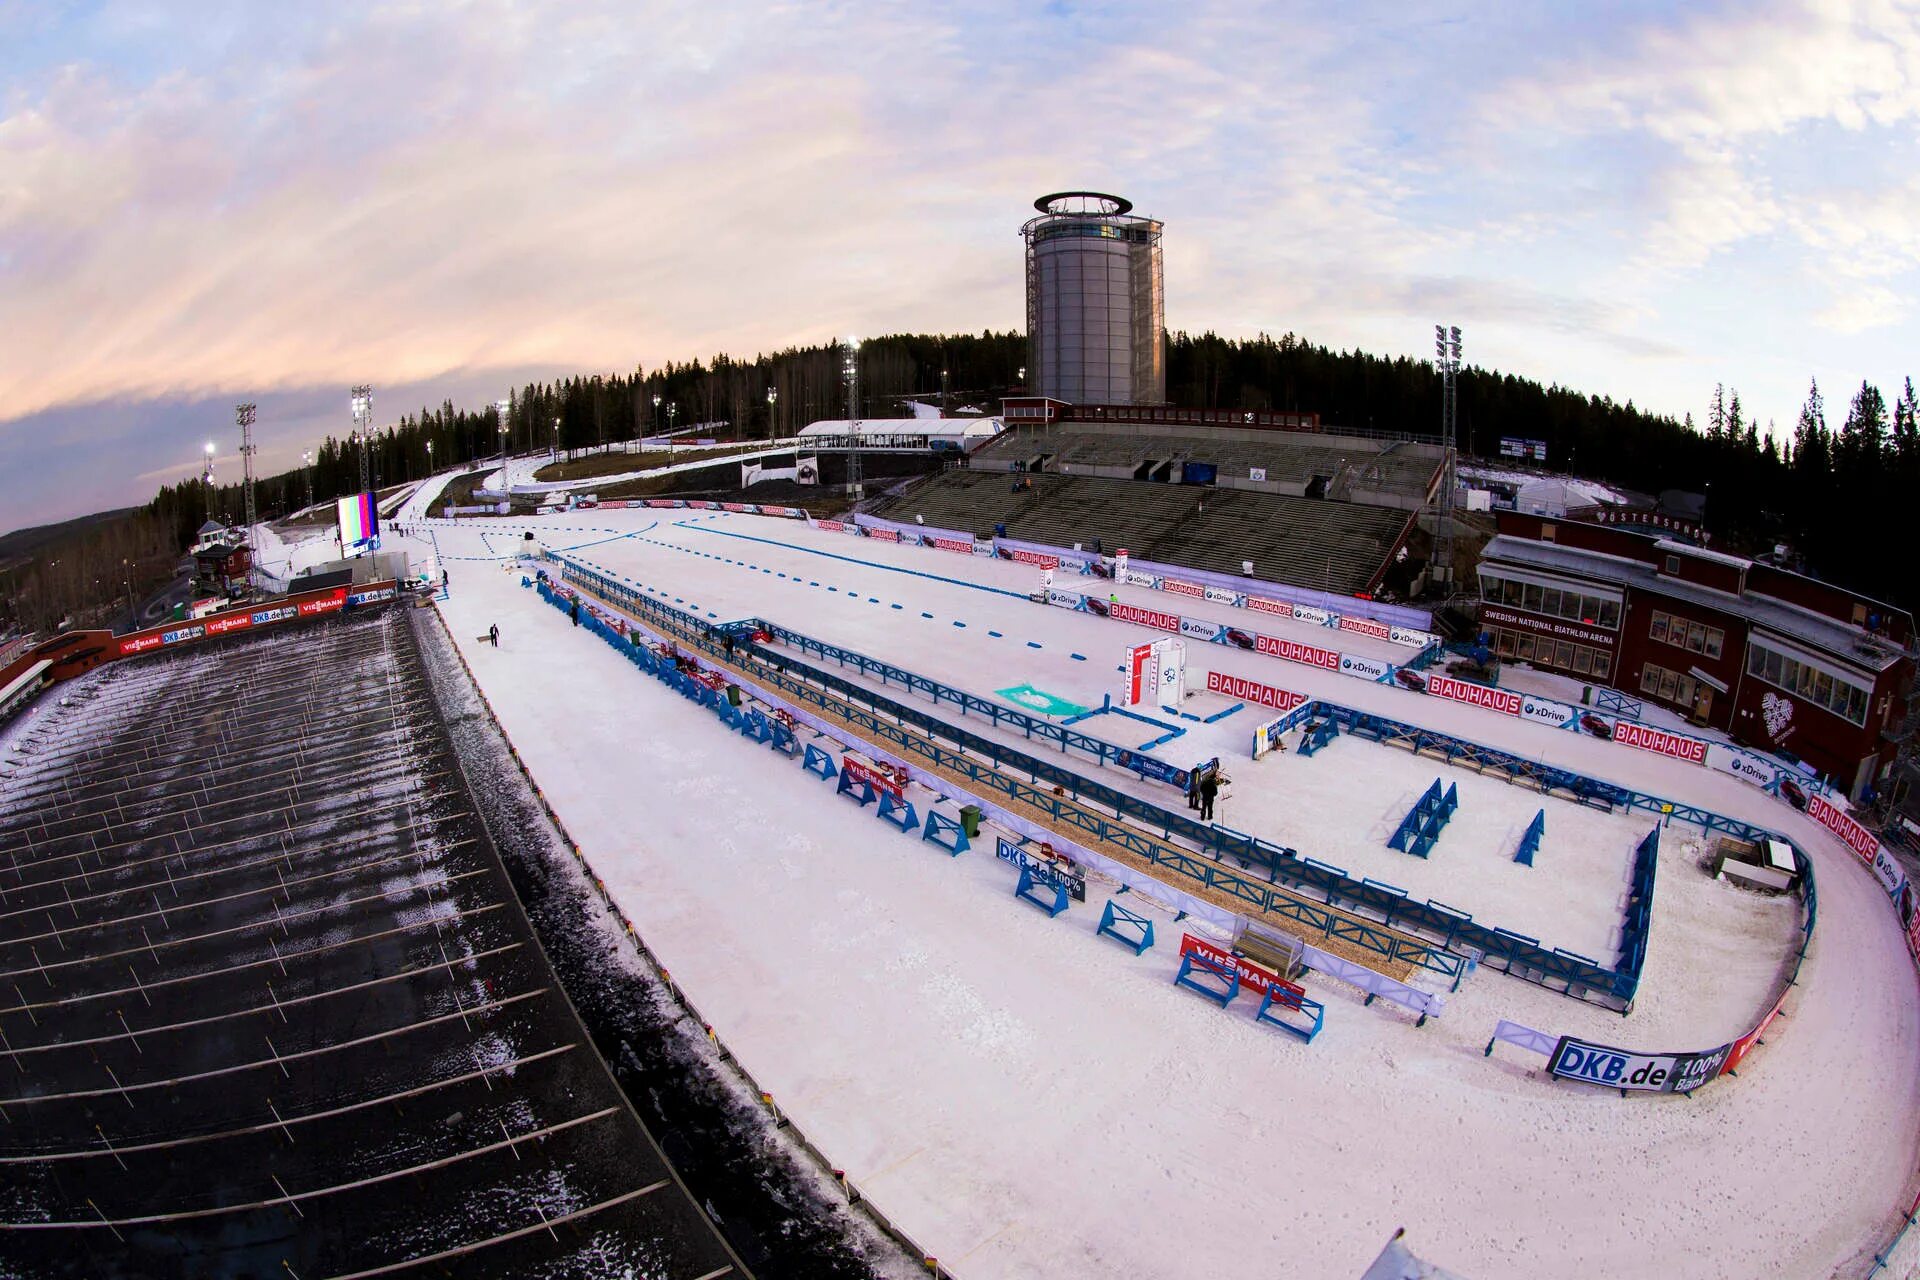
(841, 757, 905, 799)
(1123, 643, 1154, 706)
(1614, 721, 1709, 765)
(1161, 578, 1204, 598)
(1245, 595, 1291, 618)
(816, 519, 846, 532)
(1007, 548, 1060, 569)
(930, 537, 972, 555)
(1179, 934, 1303, 1001)
(1252, 633, 1339, 670)
(298, 589, 347, 617)
(1110, 601, 1181, 633)
(1808, 794, 1879, 863)
(1205, 670, 1306, 713)
(118, 634, 163, 656)
(1720, 990, 1789, 1077)
(1339, 615, 1391, 640)
(1426, 672, 1523, 716)
(868, 528, 900, 543)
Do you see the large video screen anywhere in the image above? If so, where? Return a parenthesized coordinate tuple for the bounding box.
(336, 491, 379, 550)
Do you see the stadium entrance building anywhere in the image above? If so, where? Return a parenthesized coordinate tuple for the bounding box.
(1477, 511, 1913, 799)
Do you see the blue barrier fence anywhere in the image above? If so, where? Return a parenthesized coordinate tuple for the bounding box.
(753, 620, 1205, 790)
(546, 550, 1802, 1016)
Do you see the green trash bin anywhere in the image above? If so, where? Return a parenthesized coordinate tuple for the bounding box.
(726, 684, 742, 707)
(960, 805, 983, 839)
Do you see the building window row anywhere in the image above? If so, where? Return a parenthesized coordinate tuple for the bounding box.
(1746, 640, 1870, 727)
(1488, 626, 1613, 679)
(1479, 571, 1622, 629)
(1638, 662, 1701, 712)
(1649, 610, 1724, 659)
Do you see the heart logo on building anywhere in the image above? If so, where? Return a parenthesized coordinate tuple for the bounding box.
(1760, 691, 1793, 740)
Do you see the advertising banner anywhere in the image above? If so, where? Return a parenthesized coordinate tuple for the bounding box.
(205, 614, 252, 636)
(1246, 595, 1291, 618)
(1162, 578, 1205, 599)
(1178, 934, 1300, 1001)
(1004, 547, 1060, 569)
(1808, 795, 1879, 863)
(1548, 1037, 1732, 1094)
(1252, 715, 1288, 758)
(814, 519, 847, 532)
(1045, 589, 1086, 611)
(1123, 643, 1154, 706)
(1109, 601, 1181, 633)
(1871, 845, 1907, 898)
(1179, 617, 1224, 642)
(1204, 586, 1243, 606)
(868, 528, 900, 543)
(297, 589, 347, 617)
(996, 837, 1088, 901)
(840, 757, 905, 800)
(1338, 653, 1390, 681)
(1339, 615, 1391, 641)
(1426, 672, 1522, 716)
(1253, 633, 1340, 669)
(1389, 625, 1435, 649)
(929, 536, 973, 555)
(1613, 721, 1709, 765)
(1114, 549, 1128, 579)
(1206, 670, 1306, 713)
(1124, 570, 1160, 588)
(1292, 604, 1332, 625)
(1519, 693, 1576, 729)
(1720, 995, 1788, 1077)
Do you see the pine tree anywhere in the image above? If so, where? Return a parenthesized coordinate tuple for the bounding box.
(1708, 384, 1726, 439)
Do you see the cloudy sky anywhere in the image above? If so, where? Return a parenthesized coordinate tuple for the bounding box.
(3, 0, 1917, 532)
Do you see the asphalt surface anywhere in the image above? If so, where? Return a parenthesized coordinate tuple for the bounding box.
(0, 608, 743, 1279)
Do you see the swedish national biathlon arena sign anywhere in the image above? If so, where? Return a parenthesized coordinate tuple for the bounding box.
(1548, 1036, 1733, 1094)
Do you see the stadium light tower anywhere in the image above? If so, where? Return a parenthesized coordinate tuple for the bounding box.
(351, 385, 373, 494)
(766, 386, 778, 438)
(844, 336, 863, 498)
(1433, 324, 1462, 590)
(301, 450, 315, 510)
(202, 441, 217, 525)
(237, 403, 258, 592)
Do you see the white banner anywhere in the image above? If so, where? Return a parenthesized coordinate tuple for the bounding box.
(1389, 625, 1435, 649)
(1519, 693, 1576, 729)
(1339, 653, 1390, 681)
(1293, 604, 1332, 625)
(1705, 743, 1782, 791)
(1180, 617, 1224, 642)
(1204, 586, 1242, 605)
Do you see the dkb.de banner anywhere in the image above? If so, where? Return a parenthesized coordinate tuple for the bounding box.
(996, 837, 1087, 901)
(1547, 1036, 1733, 1094)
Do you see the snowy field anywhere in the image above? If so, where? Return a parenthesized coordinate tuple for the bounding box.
(390, 480, 1920, 1279)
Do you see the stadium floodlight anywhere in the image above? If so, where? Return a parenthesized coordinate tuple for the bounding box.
(843, 337, 863, 496)
(237, 403, 258, 589)
(351, 385, 373, 494)
(495, 399, 510, 465)
(202, 442, 217, 524)
(766, 386, 778, 437)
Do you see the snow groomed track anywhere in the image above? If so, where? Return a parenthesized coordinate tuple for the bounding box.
(392, 478, 1920, 1279)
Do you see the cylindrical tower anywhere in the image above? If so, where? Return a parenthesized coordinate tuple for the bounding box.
(1022, 192, 1164, 405)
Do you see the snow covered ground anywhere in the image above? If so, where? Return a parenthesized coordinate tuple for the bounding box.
(475, 442, 809, 497)
(388, 496, 1920, 1279)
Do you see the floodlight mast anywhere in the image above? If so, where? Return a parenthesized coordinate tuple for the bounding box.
(1432, 324, 1462, 589)
(202, 441, 218, 525)
(237, 402, 258, 593)
(844, 336, 862, 498)
(351, 385, 373, 494)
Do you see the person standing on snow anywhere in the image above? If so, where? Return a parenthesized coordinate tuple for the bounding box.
(570, 599, 580, 626)
(1199, 770, 1220, 821)
(489, 624, 499, 648)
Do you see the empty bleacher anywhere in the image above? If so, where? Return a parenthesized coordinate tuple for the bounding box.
(873, 470, 1411, 594)
(974, 423, 1443, 510)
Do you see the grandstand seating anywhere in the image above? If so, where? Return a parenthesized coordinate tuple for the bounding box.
(974, 425, 1442, 508)
(870, 470, 1411, 595)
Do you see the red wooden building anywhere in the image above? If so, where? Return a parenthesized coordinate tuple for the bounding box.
(1477, 511, 1912, 799)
